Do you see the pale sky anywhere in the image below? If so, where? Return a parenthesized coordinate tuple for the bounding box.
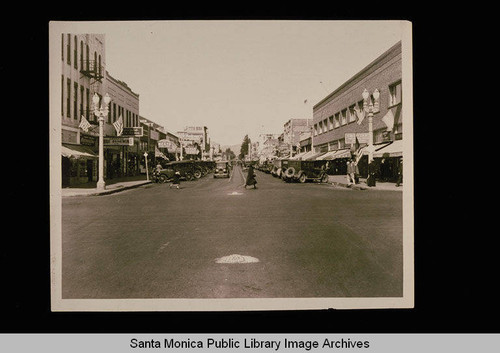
(72, 21, 405, 147)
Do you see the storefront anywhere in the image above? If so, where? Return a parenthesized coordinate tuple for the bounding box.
(61, 143, 98, 187)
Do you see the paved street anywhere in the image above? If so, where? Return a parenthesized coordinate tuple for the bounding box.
(62, 165, 403, 299)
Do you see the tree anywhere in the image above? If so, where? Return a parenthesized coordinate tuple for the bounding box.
(224, 148, 236, 161)
(239, 135, 250, 160)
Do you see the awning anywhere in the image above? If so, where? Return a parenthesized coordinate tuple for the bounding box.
(290, 151, 307, 160)
(61, 144, 98, 159)
(373, 140, 403, 158)
(305, 151, 327, 160)
(316, 151, 337, 160)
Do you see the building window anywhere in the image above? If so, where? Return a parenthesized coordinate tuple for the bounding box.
(86, 88, 90, 120)
(66, 78, 71, 118)
(334, 113, 340, 128)
(80, 41, 84, 70)
(113, 103, 116, 122)
(86, 45, 89, 71)
(66, 34, 71, 65)
(73, 82, 78, 119)
(341, 109, 347, 125)
(98, 55, 102, 77)
(80, 85, 84, 119)
(74, 36, 78, 69)
(61, 75, 64, 116)
(61, 34, 64, 61)
(328, 116, 334, 130)
(349, 105, 356, 123)
(313, 124, 318, 136)
(389, 81, 402, 106)
(323, 119, 328, 133)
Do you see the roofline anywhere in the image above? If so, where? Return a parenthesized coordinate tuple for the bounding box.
(313, 41, 401, 110)
(106, 71, 140, 98)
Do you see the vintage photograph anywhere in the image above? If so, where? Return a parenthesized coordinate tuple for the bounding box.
(49, 20, 413, 311)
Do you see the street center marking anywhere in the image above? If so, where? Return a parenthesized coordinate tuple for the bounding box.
(228, 191, 243, 195)
(215, 254, 260, 264)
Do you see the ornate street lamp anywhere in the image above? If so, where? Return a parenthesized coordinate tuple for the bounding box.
(362, 88, 380, 187)
(92, 92, 111, 190)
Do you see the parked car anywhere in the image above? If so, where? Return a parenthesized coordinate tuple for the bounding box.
(282, 160, 329, 183)
(157, 161, 200, 182)
(213, 161, 231, 178)
(271, 158, 288, 178)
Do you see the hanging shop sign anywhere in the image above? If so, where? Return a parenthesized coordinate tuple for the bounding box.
(185, 147, 199, 155)
(150, 130, 159, 140)
(104, 137, 134, 146)
(356, 133, 370, 144)
(121, 127, 143, 137)
(345, 133, 356, 145)
(80, 134, 97, 147)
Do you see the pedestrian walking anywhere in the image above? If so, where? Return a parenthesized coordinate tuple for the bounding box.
(245, 164, 257, 189)
(353, 159, 360, 184)
(396, 157, 403, 187)
(346, 159, 355, 185)
(170, 170, 181, 189)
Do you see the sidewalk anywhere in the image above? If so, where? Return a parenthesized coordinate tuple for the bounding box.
(62, 175, 152, 197)
(327, 175, 402, 191)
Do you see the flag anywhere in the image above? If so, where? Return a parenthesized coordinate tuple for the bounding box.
(113, 115, 123, 136)
(79, 115, 91, 132)
(354, 106, 365, 125)
(382, 108, 395, 131)
(155, 146, 168, 160)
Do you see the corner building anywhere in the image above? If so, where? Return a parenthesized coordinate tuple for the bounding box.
(312, 41, 403, 181)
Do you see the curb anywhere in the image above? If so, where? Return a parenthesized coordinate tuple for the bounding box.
(330, 181, 367, 190)
(63, 181, 152, 197)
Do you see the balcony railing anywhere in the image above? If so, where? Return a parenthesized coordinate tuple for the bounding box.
(80, 60, 104, 82)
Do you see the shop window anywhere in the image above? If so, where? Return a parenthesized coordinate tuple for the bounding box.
(389, 81, 402, 106)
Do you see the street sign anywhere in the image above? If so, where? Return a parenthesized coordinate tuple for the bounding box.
(121, 127, 143, 137)
(345, 133, 356, 145)
(104, 137, 134, 146)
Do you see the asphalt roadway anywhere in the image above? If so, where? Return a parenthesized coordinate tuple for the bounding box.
(62, 165, 403, 299)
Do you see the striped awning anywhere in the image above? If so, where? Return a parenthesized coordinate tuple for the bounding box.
(305, 152, 327, 160)
(61, 144, 98, 159)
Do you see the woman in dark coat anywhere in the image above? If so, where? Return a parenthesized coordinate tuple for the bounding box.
(170, 170, 181, 189)
(245, 165, 257, 189)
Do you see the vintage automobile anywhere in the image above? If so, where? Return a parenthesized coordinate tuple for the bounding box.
(157, 160, 201, 182)
(271, 158, 288, 178)
(282, 160, 329, 183)
(213, 161, 231, 178)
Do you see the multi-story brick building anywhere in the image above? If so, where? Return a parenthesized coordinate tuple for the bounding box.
(105, 71, 140, 178)
(312, 41, 403, 181)
(283, 118, 313, 157)
(61, 33, 106, 187)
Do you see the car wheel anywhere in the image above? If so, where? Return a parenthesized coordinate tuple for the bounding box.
(194, 170, 202, 179)
(321, 173, 329, 183)
(299, 173, 307, 183)
(159, 174, 167, 183)
(185, 173, 193, 181)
